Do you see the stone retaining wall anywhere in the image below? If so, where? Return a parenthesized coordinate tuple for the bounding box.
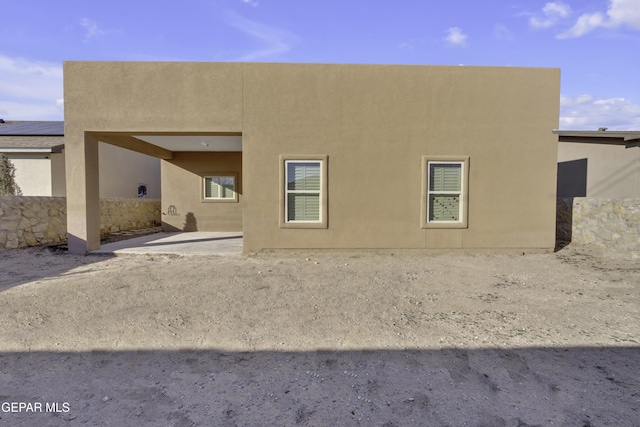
(0, 197, 161, 250)
(0, 197, 66, 250)
(99, 198, 161, 236)
(4, 196, 637, 251)
(557, 197, 640, 250)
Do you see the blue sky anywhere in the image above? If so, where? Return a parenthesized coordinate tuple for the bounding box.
(1, 0, 639, 129)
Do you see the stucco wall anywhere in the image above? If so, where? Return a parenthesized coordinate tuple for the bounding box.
(7, 154, 53, 196)
(99, 143, 162, 199)
(63, 62, 560, 253)
(241, 64, 560, 252)
(4, 146, 160, 198)
(0, 197, 160, 250)
(161, 152, 242, 232)
(558, 142, 640, 197)
(50, 151, 66, 196)
(556, 197, 640, 250)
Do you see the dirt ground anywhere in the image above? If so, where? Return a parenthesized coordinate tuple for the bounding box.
(0, 244, 638, 426)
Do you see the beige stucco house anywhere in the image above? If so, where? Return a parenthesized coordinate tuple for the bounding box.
(63, 62, 560, 254)
(0, 120, 161, 198)
(555, 130, 640, 198)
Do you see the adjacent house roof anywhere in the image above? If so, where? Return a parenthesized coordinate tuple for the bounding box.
(0, 121, 64, 136)
(554, 129, 640, 148)
(0, 121, 65, 153)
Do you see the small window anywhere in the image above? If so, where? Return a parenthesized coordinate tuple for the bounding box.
(202, 174, 238, 202)
(421, 156, 469, 228)
(280, 155, 328, 229)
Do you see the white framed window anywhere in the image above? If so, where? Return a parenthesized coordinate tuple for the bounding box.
(280, 155, 328, 229)
(202, 174, 238, 202)
(421, 156, 469, 229)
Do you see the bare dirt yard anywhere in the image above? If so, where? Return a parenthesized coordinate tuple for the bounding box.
(0, 244, 638, 426)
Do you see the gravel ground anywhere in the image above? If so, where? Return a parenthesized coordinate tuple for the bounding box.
(0, 244, 638, 426)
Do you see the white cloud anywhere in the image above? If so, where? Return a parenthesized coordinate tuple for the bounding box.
(241, 0, 259, 6)
(560, 94, 640, 130)
(80, 18, 107, 39)
(529, 2, 572, 29)
(226, 13, 300, 60)
(543, 1, 572, 17)
(606, 0, 640, 29)
(557, 12, 606, 38)
(558, 0, 640, 38)
(0, 54, 63, 120)
(493, 24, 515, 40)
(560, 94, 594, 107)
(445, 27, 467, 47)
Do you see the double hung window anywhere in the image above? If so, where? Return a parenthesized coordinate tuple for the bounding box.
(429, 162, 462, 221)
(286, 161, 321, 222)
(280, 155, 328, 228)
(421, 156, 469, 228)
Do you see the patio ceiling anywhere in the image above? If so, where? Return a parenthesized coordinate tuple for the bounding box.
(133, 135, 242, 152)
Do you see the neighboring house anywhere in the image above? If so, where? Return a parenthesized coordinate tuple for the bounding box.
(0, 120, 161, 198)
(555, 129, 640, 198)
(63, 62, 560, 254)
(0, 121, 65, 196)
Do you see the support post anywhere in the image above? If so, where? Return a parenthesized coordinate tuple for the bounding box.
(66, 131, 100, 254)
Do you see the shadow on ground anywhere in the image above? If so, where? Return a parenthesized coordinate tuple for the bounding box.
(0, 249, 113, 293)
(1, 346, 638, 426)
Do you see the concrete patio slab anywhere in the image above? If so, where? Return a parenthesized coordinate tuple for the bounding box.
(91, 231, 243, 256)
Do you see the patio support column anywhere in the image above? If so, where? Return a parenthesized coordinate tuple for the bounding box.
(66, 131, 100, 254)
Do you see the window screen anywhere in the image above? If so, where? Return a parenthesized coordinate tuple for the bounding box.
(428, 163, 462, 222)
(204, 176, 235, 199)
(286, 162, 321, 222)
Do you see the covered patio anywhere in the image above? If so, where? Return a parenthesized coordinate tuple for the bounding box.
(91, 231, 243, 256)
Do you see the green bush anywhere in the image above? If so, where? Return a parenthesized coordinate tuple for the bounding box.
(0, 153, 22, 196)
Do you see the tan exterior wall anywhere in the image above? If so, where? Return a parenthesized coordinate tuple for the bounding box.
(64, 62, 244, 133)
(64, 62, 243, 252)
(558, 142, 640, 197)
(99, 143, 161, 199)
(242, 64, 559, 251)
(51, 151, 66, 196)
(64, 62, 560, 253)
(161, 152, 242, 232)
(7, 154, 53, 196)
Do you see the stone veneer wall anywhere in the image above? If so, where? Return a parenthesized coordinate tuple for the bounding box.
(557, 197, 640, 250)
(0, 197, 66, 250)
(0, 197, 161, 250)
(98, 198, 161, 235)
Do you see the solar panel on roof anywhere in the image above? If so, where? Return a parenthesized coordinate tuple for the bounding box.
(0, 121, 64, 136)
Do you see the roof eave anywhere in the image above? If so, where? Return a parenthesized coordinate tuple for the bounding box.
(0, 147, 56, 153)
(553, 129, 640, 146)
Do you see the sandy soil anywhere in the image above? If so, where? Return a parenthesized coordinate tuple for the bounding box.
(0, 245, 638, 426)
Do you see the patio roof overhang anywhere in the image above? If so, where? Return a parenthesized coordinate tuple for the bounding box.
(89, 131, 242, 160)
